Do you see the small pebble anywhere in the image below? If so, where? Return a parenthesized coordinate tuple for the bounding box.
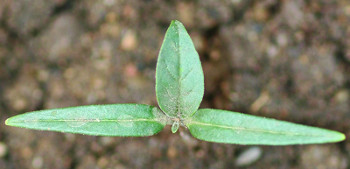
(0, 142, 7, 158)
(97, 157, 109, 168)
(103, 0, 115, 7)
(333, 89, 349, 103)
(100, 137, 114, 146)
(167, 145, 177, 159)
(121, 31, 137, 51)
(124, 64, 138, 77)
(32, 156, 43, 169)
(235, 147, 262, 167)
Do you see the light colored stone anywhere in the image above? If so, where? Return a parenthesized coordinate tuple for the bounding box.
(0, 142, 7, 158)
(121, 30, 137, 51)
(235, 147, 262, 167)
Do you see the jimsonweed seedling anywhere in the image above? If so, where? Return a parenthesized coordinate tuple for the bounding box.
(5, 20, 345, 145)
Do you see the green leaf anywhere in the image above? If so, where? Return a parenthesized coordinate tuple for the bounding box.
(5, 104, 167, 137)
(186, 109, 345, 145)
(156, 20, 204, 118)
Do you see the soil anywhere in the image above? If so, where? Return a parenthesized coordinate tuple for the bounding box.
(0, 0, 349, 169)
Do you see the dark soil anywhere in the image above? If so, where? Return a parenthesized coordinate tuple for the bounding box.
(0, 0, 349, 168)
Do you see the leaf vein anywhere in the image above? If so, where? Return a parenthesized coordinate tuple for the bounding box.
(189, 121, 325, 137)
(164, 61, 177, 80)
(11, 118, 159, 123)
(181, 67, 194, 81)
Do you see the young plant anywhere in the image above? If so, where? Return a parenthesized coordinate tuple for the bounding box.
(5, 20, 345, 145)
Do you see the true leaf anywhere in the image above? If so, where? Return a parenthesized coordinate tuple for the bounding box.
(186, 109, 345, 145)
(156, 20, 204, 118)
(5, 104, 166, 137)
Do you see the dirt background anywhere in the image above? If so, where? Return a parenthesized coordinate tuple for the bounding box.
(0, 0, 349, 168)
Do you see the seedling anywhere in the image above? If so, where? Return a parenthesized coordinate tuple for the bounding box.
(5, 20, 345, 145)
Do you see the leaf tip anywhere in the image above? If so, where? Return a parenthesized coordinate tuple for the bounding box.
(337, 132, 346, 142)
(170, 19, 180, 24)
(5, 118, 11, 126)
(324, 130, 346, 143)
(4, 116, 19, 127)
(170, 20, 184, 28)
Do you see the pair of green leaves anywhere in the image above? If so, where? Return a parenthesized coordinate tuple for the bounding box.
(5, 20, 345, 145)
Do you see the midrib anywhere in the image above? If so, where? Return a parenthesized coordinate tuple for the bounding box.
(9, 118, 158, 123)
(174, 23, 183, 118)
(189, 121, 326, 137)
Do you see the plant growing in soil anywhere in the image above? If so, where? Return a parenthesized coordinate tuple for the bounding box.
(5, 20, 345, 145)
